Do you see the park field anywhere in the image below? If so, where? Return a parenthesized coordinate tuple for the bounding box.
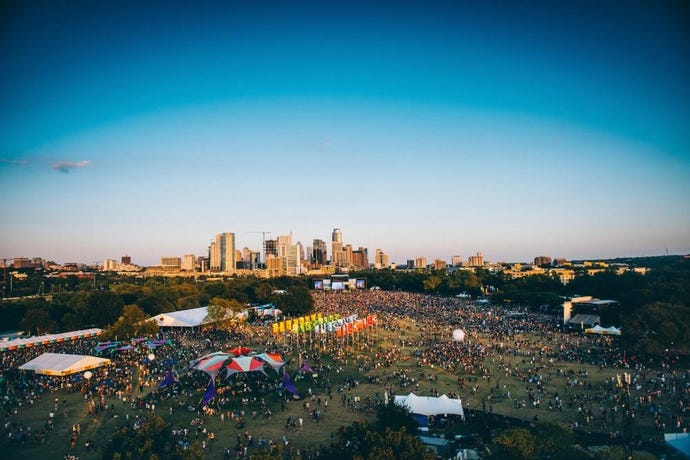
(3, 317, 670, 459)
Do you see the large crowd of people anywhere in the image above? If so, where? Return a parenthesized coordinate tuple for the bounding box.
(0, 289, 688, 458)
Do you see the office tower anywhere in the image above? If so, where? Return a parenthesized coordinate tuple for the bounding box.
(312, 239, 327, 265)
(265, 239, 278, 259)
(374, 249, 388, 269)
(451, 255, 463, 267)
(161, 257, 181, 268)
(468, 252, 484, 267)
(534, 256, 552, 266)
(553, 257, 567, 267)
(351, 247, 368, 269)
(103, 259, 119, 271)
(197, 256, 208, 272)
(284, 244, 301, 275)
(345, 244, 353, 266)
(121, 255, 131, 265)
(332, 228, 342, 244)
(331, 228, 345, 266)
(415, 257, 427, 269)
(182, 254, 196, 271)
(277, 234, 292, 259)
(266, 256, 284, 277)
(296, 241, 305, 262)
(209, 232, 236, 272)
(433, 259, 447, 270)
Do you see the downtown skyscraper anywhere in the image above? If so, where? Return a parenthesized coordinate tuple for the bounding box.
(209, 232, 235, 272)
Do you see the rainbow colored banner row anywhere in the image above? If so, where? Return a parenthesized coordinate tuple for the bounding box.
(271, 313, 338, 335)
(271, 313, 377, 335)
(335, 315, 378, 337)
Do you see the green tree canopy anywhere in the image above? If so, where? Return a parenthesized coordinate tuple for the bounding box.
(318, 422, 435, 460)
(105, 304, 159, 341)
(102, 414, 203, 460)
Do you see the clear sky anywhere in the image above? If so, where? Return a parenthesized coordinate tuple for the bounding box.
(1, 0, 689, 266)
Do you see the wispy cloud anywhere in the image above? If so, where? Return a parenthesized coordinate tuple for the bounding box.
(0, 158, 29, 166)
(52, 160, 91, 173)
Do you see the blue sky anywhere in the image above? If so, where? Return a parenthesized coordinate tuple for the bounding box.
(1, 0, 689, 265)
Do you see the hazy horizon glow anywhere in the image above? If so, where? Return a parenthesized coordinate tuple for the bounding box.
(2, 1, 689, 266)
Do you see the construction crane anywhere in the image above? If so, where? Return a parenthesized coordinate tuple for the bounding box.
(248, 231, 272, 267)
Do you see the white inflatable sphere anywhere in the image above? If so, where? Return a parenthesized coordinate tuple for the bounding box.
(452, 329, 465, 342)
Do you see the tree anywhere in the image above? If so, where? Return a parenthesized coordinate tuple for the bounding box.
(85, 291, 124, 327)
(102, 414, 202, 460)
(318, 422, 435, 460)
(422, 276, 442, 293)
(207, 297, 246, 330)
(624, 302, 690, 355)
(105, 304, 159, 341)
(20, 307, 56, 335)
(271, 286, 314, 316)
(489, 427, 537, 460)
(373, 402, 419, 434)
(532, 421, 578, 459)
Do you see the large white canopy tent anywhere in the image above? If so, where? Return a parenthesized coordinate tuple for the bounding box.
(0, 328, 103, 352)
(149, 306, 248, 328)
(394, 392, 464, 424)
(151, 307, 212, 328)
(19, 353, 111, 376)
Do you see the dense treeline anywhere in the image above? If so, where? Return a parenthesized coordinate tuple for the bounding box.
(1, 255, 688, 357)
(0, 275, 314, 335)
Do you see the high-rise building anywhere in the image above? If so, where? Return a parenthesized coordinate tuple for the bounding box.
(266, 255, 284, 278)
(182, 254, 196, 271)
(296, 241, 305, 263)
(121, 255, 132, 265)
(468, 252, 484, 267)
(103, 259, 119, 271)
(209, 232, 236, 272)
(415, 257, 427, 269)
(433, 259, 447, 270)
(312, 239, 327, 265)
(345, 244, 353, 266)
(197, 256, 208, 272)
(277, 234, 292, 259)
(161, 257, 181, 268)
(451, 255, 463, 267)
(352, 247, 369, 269)
(534, 256, 552, 266)
(553, 257, 567, 267)
(331, 228, 345, 266)
(332, 228, 343, 244)
(284, 244, 301, 275)
(374, 249, 389, 269)
(265, 239, 278, 260)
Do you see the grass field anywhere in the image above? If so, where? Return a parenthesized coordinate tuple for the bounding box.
(3, 318, 670, 459)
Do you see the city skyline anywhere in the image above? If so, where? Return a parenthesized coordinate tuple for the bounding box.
(2, 1, 689, 266)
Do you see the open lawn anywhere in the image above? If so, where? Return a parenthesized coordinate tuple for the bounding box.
(3, 317, 674, 459)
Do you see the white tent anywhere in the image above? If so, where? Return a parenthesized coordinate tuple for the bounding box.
(151, 307, 211, 328)
(585, 325, 607, 334)
(19, 353, 111, 376)
(150, 306, 249, 328)
(0, 328, 103, 352)
(604, 326, 622, 336)
(585, 325, 622, 336)
(394, 392, 464, 419)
